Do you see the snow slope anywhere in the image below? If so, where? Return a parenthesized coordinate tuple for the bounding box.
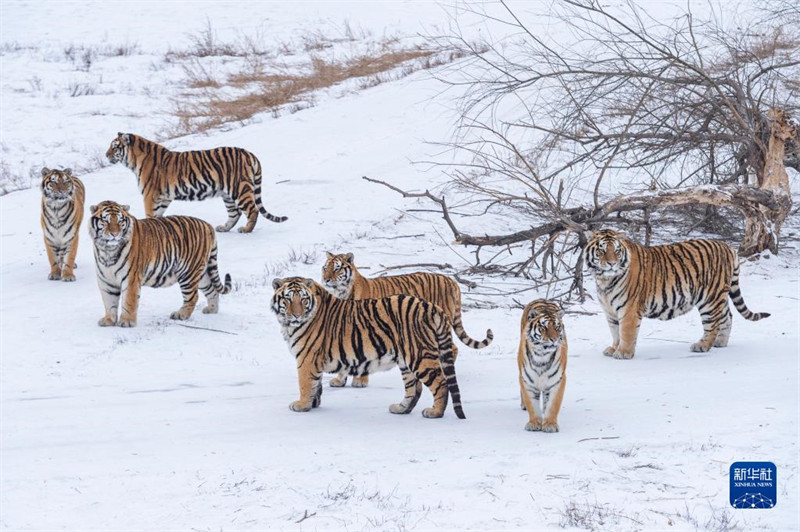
(1, 2, 798, 531)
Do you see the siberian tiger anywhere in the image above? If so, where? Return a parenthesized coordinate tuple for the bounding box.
(518, 300, 567, 433)
(321, 251, 493, 387)
(106, 133, 287, 233)
(40, 167, 85, 281)
(271, 277, 466, 419)
(88, 200, 232, 327)
(584, 229, 770, 358)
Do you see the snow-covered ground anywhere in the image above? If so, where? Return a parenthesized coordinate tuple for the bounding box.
(1, 2, 798, 531)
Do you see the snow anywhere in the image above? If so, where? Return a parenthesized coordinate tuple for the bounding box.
(1, 2, 798, 531)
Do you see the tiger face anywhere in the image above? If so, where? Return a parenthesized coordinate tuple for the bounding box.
(41, 168, 75, 201)
(106, 132, 133, 165)
(321, 252, 355, 297)
(271, 277, 318, 328)
(523, 301, 565, 349)
(584, 229, 629, 277)
(88, 200, 133, 244)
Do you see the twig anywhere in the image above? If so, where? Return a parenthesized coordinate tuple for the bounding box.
(577, 436, 621, 443)
(171, 323, 238, 335)
(375, 262, 453, 274)
(295, 510, 316, 524)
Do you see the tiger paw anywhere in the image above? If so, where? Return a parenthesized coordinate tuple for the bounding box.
(690, 342, 711, 353)
(603, 346, 617, 356)
(215, 225, 231, 232)
(389, 403, 413, 415)
(48, 272, 62, 281)
(169, 310, 191, 320)
(351, 376, 369, 388)
(329, 376, 347, 387)
(202, 304, 218, 314)
(612, 349, 634, 359)
(237, 227, 253, 234)
(98, 316, 117, 327)
(61, 273, 76, 282)
(421, 407, 444, 418)
(289, 400, 312, 412)
(525, 421, 542, 431)
(542, 422, 560, 433)
(118, 317, 137, 328)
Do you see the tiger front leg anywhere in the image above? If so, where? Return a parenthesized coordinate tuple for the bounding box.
(613, 311, 642, 359)
(98, 285, 121, 327)
(541, 376, 566, 433)
(389, 364, 422, 415)
(61, 235, 79, 282)
(118, 278, 141, 327)
(44, 239, 61, 280)
(291, 363, 322, 412)
(520, 377, 543, 431)
(602, 313, 620, 356)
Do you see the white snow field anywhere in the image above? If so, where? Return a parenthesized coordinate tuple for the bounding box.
(1, 2, 798, 531)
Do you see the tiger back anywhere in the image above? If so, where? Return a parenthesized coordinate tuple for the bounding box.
(40, 167, 85, 282)
(88, 200, 231, 327)
(106, 132, 287, 233)
(584, 229, 770, 358)
(321, 251, 493, 387)
(518, 300, 568, 433)
(271, 277, 465, 419)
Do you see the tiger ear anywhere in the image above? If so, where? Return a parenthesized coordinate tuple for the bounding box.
(41, 167, 50, 177)
(271, 278, 284, 290)
(120, 133, 133, 146)
(325, 251, 333, 259)
(90, 204, 98, 214)
(345, 252, 354, 263)
(527, 307, 538, 320)
(557, 301, 566, 318)
(303, 278, 314, 288)
(63, 168, 72, 175)
(121, 204, 130, 212)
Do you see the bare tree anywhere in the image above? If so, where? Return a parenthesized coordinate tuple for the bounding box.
(368, 0, 799, 299)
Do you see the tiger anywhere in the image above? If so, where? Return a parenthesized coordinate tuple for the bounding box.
(583, 229, 770, 359)
(88, 200, 232, 327)
(518, 300, 567, 433)
(40, 167, 85, 281)
(106, 132, 287, 233)
(271, 276, 465, 419)
(321, 251, 493, 388)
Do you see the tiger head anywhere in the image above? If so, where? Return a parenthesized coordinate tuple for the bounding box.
(584, 229, 630, 277)
(321, 251, 355, 298)
(271, 277, 320, 328)
(522, 300, 565, 349)
(41, 167, 75, 202)
(106, 132, 134, 165)
(88, 200, 133, 245)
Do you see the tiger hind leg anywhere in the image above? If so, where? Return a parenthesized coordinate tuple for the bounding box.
(389, 363, 422, 414)
(329, 370, 348, 387)
(170, 279, 200, 320)
(216, 195, 242, 232)
(352, 374, 369, 387)
(691, 301, 725, 352)
(198, 273, 219, 314)
(235, 189, 258, 233)
(407, 348, 450, 419)
(713, 307, 733, 348)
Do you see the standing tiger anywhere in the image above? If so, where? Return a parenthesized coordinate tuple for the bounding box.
(41, 167, 84, 281)
(271, 277, 465, 419)
(106, 132, 287, 233)
(321, 251, 493, 387)
(518, 300, 567, 433)
(584, 229, 770, 358)
(88, 200, 232, 327)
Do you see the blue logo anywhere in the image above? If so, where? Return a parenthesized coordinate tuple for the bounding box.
(730, 462, 776, 509)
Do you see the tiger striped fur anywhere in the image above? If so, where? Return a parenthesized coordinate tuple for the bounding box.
(321, 251, 493, 387)
(518, 300, 567, 433)
(40, 167, 84, 282)
(88, 200, 231, 327)
(584, 229, 770, 359)
(106, 133, 287, 233)
(271, 277, 465, 419)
